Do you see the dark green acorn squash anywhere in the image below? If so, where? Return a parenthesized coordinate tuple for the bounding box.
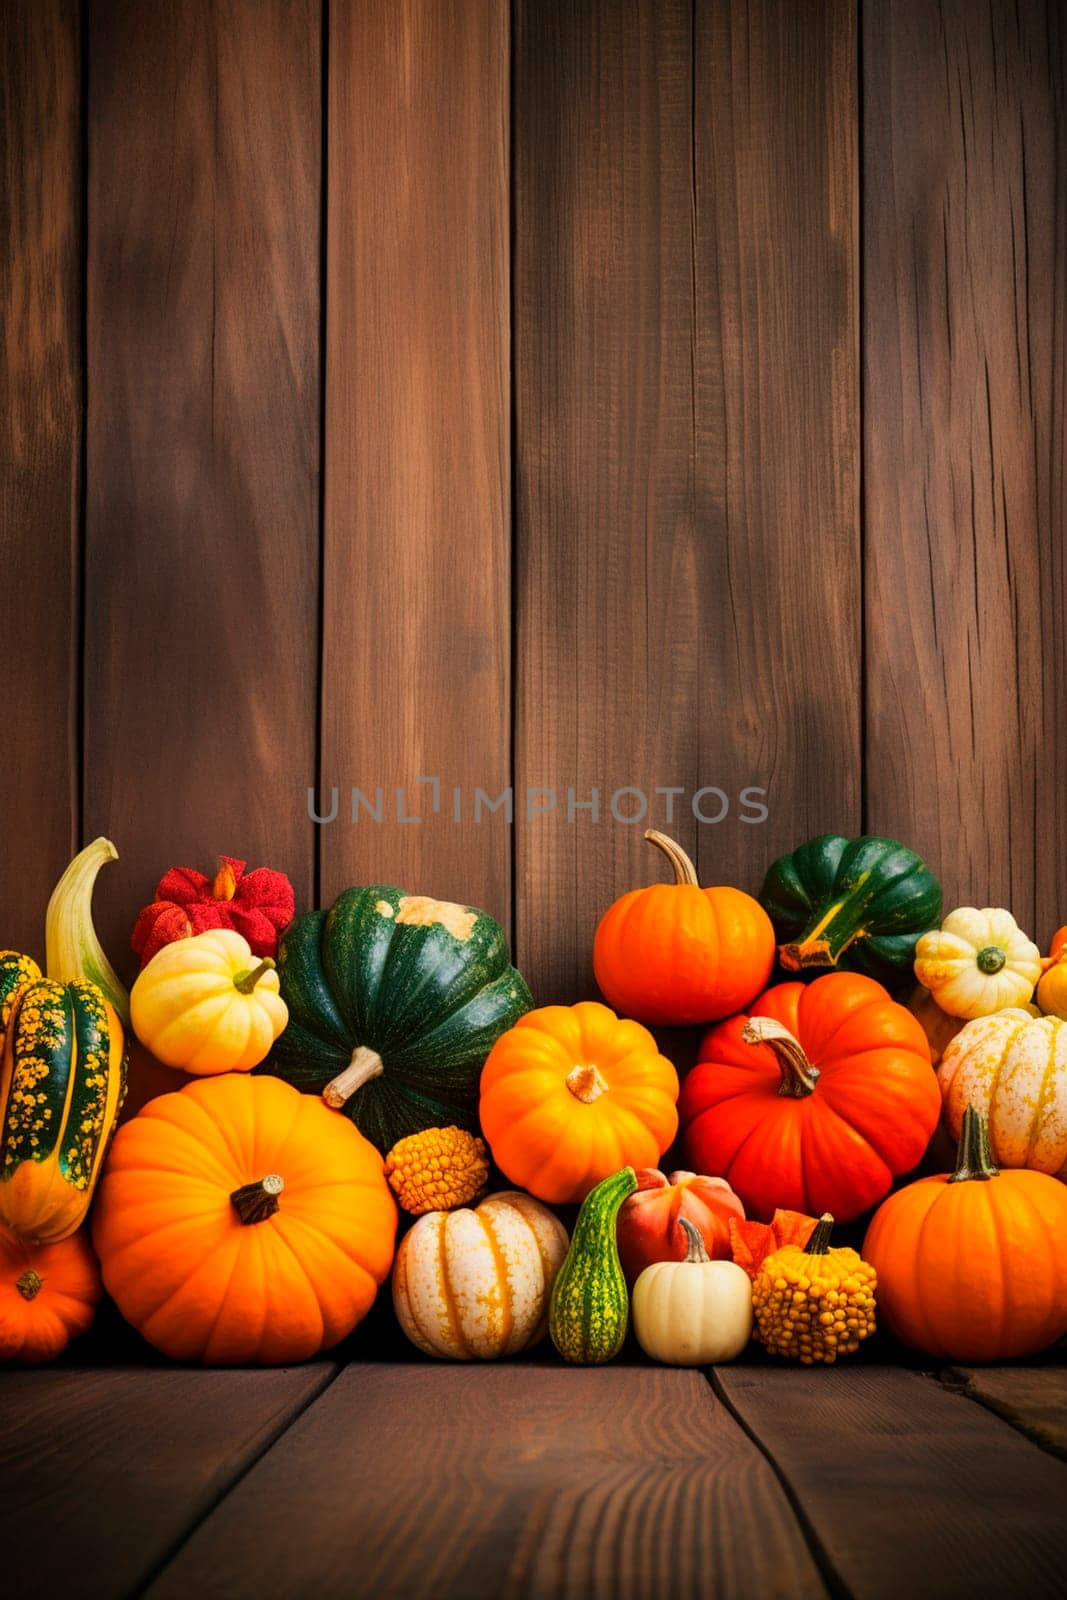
(759, 834, 942, 992)
(264, 886, 533, 1152)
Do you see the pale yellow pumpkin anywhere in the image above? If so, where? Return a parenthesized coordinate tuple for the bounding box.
(131, 929, 287, 1074)
(392, 1191, 568, 1360)
(938, 1010, 1067, 1177)
(631, 1218, 752, 1366)
(914, 908, 1041, 1019)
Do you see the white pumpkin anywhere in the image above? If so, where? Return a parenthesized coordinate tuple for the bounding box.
(631, 1219, 752, 1366)
(913, 907, 1041, 1019)
(392, 1190, 568, 1360)
(938, 1009, 1067, 1177)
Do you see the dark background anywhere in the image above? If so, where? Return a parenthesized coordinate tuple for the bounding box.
(3, 0, 1064, 1029)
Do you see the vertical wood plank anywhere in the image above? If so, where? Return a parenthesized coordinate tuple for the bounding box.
(85, 1, 321, 980)
(863, 0, 1066, 941)
(514, 0, 860, 1004)
(0, 1, 81, 960)
(321, 0, 511, 926)
(513, 0, 696, 1002)
(694, 0, 861, 878)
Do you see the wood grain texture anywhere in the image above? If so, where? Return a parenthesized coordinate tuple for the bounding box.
(320, 0, 511, 926)
(863, 0, 1066, 941)
(717, 1363, 1067, 1599)
(0, 1362, 336, 1599)
(513, 0, 697, 1002)
(946, 1364, 1067, 1459)
(0, 0, 81, 960)
(694, 0, 861, 883)
(145, 1362, 827, 1600)
(84, 0, 320, 1009)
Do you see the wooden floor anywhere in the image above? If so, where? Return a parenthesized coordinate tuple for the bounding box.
(4, 1329, 1065, 1600)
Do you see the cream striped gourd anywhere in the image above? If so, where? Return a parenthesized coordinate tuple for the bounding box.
(392, 1191, 568, 1360)
(550, 1166, 637, 1365)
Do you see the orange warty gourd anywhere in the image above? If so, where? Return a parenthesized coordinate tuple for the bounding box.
(93, 1074, 397, 1364)
(593, 831, 775, 1025)
(479, 1002, 679, 1204)
(864, 1105, 1067, 1361)
(0, 1223, 101, 1363)
(680, 974, 939, 1221)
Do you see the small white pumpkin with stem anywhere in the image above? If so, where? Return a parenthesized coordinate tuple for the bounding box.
(913, 907, 1041, 1020)
(631, 1217, 753, 1366)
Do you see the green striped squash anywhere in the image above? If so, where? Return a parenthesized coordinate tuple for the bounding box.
(265, 886, 533, 1153)
(550, 1167, 637, 1364)
(0, 950, 127, 1244)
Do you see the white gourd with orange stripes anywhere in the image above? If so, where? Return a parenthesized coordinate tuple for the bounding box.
(937, 1009, 1067, 1177)
(392, 1191, 568, 1359)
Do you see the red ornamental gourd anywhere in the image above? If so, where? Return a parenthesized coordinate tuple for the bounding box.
(131, 856, 295, 967)
(680, 974, 939, 1222)
(615, 1168, 745, 1286)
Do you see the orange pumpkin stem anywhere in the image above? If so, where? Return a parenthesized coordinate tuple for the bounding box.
(230, 1173, 285, 1224)
(324, 1045, 386, 1109)
(741, 1016, 820, 1098)
(233, 958, 276, 995)
(566, 1063, 609, 1103)
(949, 1105, 999, 1184)
(15, 1268, 43, 1301)
(644, 830, 699, 887)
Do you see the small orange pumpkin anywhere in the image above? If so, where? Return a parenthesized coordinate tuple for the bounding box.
(93, 1074, 397, 1364)
(0, 1223, 101, 1363)
(479, 1002, 679, 1204)
(593, 831, 775, 1024)
(864, 1105, 1067, 1361)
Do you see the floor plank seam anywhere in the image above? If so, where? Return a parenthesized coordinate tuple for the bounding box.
(703, 1367, 852, 1600)
(126, 1361, 343, 1600)
(937, 1368, 1067, 1463)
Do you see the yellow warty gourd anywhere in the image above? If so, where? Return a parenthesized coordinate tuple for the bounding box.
(384, 1126, 489, 1215)
(753, 1213, 877, 1364)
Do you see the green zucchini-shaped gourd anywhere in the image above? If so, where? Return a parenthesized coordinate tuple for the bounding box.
(264, 885, 533, 1153)
(550, 1167, 637, 1365)
(759, 834, 942, 993)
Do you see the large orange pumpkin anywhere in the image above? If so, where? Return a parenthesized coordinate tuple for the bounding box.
(0, 1223, 101, 1363)
(593, 831, 775, 1024)
(93, 1074, 397, 1364)
(680, 974, 939, 1221)
(479, 1002, 679, 1204)
(864, 1105, 1067, 1360)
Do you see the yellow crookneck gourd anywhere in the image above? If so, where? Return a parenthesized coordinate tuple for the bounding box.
(752, 1212, 877, 1365)
(0, 840, 129, 1244)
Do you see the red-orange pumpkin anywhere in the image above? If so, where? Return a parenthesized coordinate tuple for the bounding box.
(593, 832, 775, 1025)
(680, 974, 939, 1221)
(0, 1223, 101, 1363)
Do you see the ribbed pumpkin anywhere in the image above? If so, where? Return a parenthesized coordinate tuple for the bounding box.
(93, 1074, 397, 1364)
(913, 907, 1041, 1018)
(266, 887, 532, 1152)
(479, 1002, 679, 1204)
(392, 1191, 568, 1360)
(680, 974, 939, 1221)
(615, 1168, 745, 1285)
(760, 834, 941, 991)
(0, 1222, 101, 1363)
(864, 1106, 1067, 1360)
(0, 952, 127, 1244)
(937, 1009, 1067, 1177)
(593, 831, 775, 1024)
(131, 928, 288, 1073)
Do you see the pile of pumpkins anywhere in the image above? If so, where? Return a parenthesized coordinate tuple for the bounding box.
(2, 830, 1066, 1370)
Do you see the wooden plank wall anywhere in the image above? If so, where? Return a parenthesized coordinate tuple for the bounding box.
(1, 0, 1064, 1015)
